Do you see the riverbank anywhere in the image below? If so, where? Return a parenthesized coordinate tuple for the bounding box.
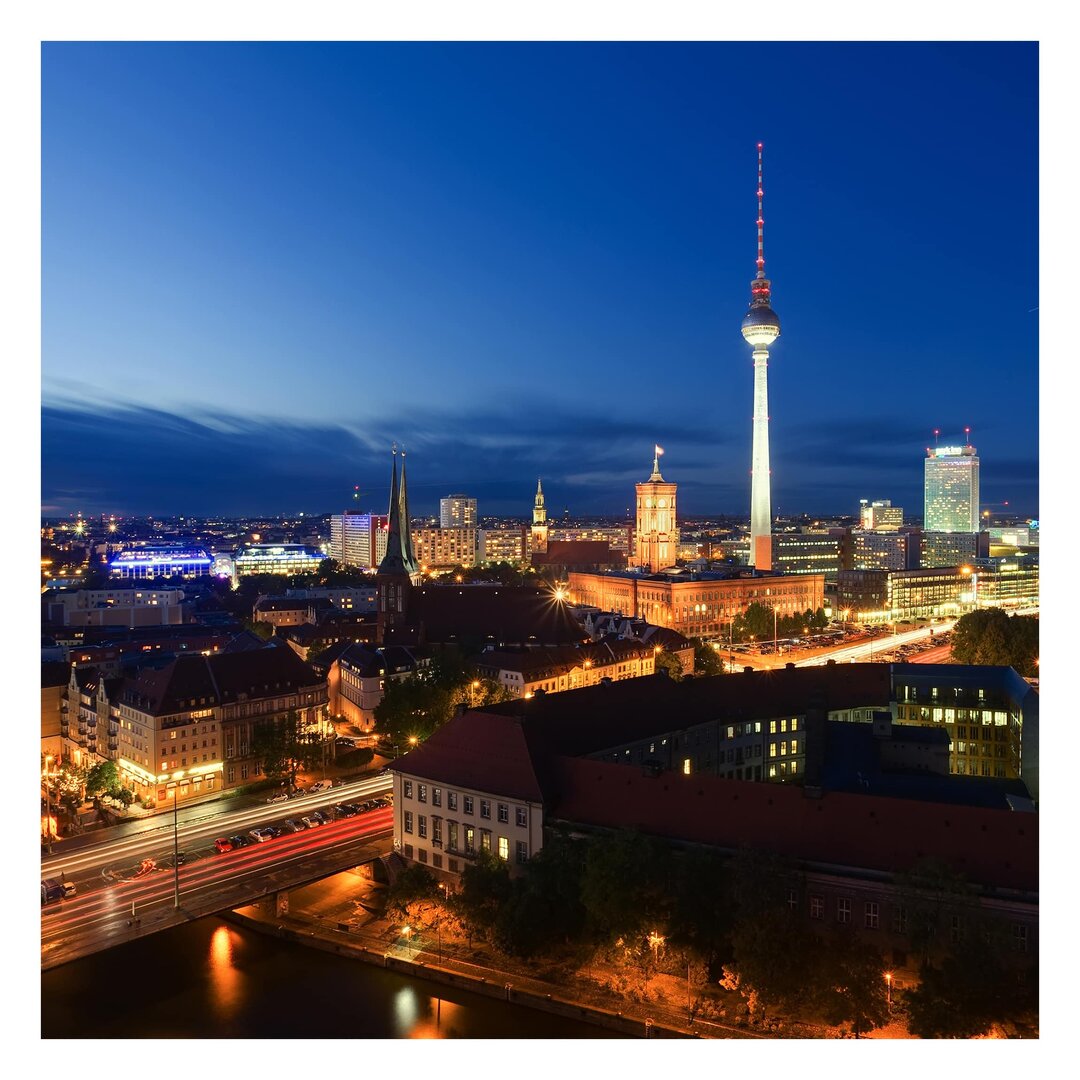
(226, 871, 919, 1040)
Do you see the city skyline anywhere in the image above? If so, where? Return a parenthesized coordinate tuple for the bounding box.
(41, 42, 1038, 520)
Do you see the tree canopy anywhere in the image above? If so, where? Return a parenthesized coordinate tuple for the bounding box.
(950, 609, 1038, 676)
(731, 603, 828, 644)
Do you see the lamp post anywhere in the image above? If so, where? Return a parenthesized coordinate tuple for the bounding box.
(885, 970, 893, 1006)
(42, 756, 55, 855)
(170, 782, 180, 909)
(773, 605, 779, 664)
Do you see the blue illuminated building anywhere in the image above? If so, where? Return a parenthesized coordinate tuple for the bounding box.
(109, 546, 213, 579)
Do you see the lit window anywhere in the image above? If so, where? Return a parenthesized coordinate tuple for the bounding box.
(498, 836, 509, 861)
(682, 758, 691, 775)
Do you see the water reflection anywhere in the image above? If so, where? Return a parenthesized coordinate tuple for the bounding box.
(42, 918, 615, 1039)
(209, 925, 240, 1019)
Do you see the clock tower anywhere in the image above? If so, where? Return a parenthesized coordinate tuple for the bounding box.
(634, 446, 678, 573)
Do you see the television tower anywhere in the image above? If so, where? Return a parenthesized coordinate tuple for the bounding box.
(741, 142, 781, 570)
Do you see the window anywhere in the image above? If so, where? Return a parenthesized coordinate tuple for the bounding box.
(403, 780, 413, 799)
(418, 815, 427, 839)
(497, 803, 509, 823)
(432, 818, 442, 844)
(464, 796, 474, 815)
(837, 898, 851, 925)
(481, 829, 491, 852)
(432, 787, 442, 807)
(864, 902, 879, 930)
(810, 895, 824, 920)
(480, 799, 491, 819)
(682, 759, 691, 775)
(787, 890, 797, 911)
(448, 791, 458, 811)
(418, 784, 427, 803)
(1012, 923, 1029, 953)
(404, 811, 413, 834)
(465, 826, 475, 853)
(516, 840, 528, 865)
(498, 836, 509, 861)
(516, 806, 527, 828)
(950, 914, 963, 944)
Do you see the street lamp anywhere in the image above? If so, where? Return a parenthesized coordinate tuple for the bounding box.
(885, 970, 893, 1006)
(42, 755, 56, 855)
(773, 605, 780, 663)
(169, 782, 180, 909)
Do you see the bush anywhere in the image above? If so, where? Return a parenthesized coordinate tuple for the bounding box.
(334, 746, 376, 770)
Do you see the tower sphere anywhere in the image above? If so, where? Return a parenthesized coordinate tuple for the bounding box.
(741, 304, 781, 346)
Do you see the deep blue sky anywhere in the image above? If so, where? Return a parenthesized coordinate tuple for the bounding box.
(41, 41, 1038, 520)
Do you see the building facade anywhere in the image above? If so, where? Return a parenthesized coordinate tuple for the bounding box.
(924, 444, 980, 533)
(921, 531, 990, 568)
(108, 546, 212, 579)
(330, 513, 388, 570)
(440, 494, 478, 530)
(233, 544, 325, 577)
(413, 527, 479, 569)
(475, 639, 656, 699)
(859, 500, 903, 530)
(836, 567, 974, 623)
(851, 529, 922, 571)
(891, 663, 1038, 799)
(568, 569, 825, 638)
(478, 526, 531, 567)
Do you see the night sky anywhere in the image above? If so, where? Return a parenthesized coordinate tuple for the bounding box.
(41, 41, 1039, 520)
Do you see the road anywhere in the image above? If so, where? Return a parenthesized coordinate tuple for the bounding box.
(41, 773, 393, 969)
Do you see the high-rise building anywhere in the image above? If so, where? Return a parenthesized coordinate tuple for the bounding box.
(924, 442, 980, 533)
(741, 143, 781, 571)
(859, 500, 903, 530)
(330, 512, 388, 569)
(413, 527, 478, 569)
(440, 494, 477, 529)
(634, 446, 678, 573)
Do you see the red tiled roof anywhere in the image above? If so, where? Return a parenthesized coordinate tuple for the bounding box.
(389, 711, 546, 803)
(480, 665, 892, 759)
(549, 756, 1038, 893)
(407, 585, 588, 647)
(532, 540, 626, 567)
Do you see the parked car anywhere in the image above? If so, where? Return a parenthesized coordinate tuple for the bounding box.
(301, 816, 320, 828)
(249, 829, 270, 843)
(311, 810, 329, 825)
(267, 792, 289, 804)
(229, 834, 249, 848)
(335, 803, 358, 817)
(214, 837, 233, 853)
(261, 824, 281, 839)
(283, 819, 302, 833)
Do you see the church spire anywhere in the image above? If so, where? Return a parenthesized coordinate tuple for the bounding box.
(377, 444, 418, 578)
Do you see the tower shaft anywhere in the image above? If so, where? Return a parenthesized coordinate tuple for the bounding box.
(750, 348, 772, 569)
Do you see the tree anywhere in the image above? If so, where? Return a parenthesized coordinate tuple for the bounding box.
(893, 857, 977, 965)
(667, 847, 733, 970)
(453, 851, 512, 938)
(493, 830, 587, 956)
(691, 638, 724, 677)
(904, 922, 1028, 1038)
(86, 760, 120, 798)
(385, 864, 439, 922)
(950, 609, 1039, 676)
(725, 848, 819, 1011)
(580, 829, 672, 944)
(243, 619, 275, 641)
(816, 930, 891, 1036)
(655, 649, 684, 681)
(251, 709, 322, 787)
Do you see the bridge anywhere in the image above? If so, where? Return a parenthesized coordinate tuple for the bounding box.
(41, 774, 394, 971)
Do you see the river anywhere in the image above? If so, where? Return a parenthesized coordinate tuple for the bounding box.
(41, 916, 617, 1039)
